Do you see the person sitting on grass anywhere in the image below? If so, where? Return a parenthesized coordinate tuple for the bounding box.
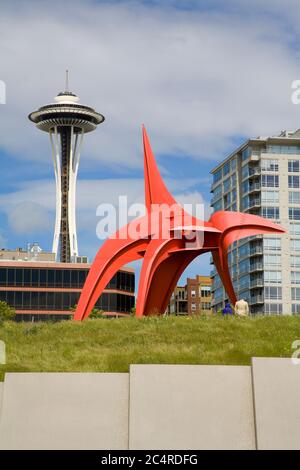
(222, 302, 233, 315)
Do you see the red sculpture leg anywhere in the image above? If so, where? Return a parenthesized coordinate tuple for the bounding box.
(74, 220, 149, 320)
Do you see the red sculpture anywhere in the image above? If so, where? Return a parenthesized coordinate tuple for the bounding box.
(74, 127, 285, 320)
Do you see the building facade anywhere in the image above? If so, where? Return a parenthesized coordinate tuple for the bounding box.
(0, 248, 134, 321)
(168, 275, 212, 315)
(210, 129, 300, 315)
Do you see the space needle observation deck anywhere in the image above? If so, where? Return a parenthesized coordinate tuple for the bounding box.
(29, 72, 105, 263)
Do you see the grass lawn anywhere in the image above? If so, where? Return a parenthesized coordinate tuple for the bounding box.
(0, 315, 299, 381)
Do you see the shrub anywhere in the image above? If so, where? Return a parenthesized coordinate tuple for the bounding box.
(0, 301, 15, 324)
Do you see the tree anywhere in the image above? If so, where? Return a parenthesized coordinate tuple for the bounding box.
(0, 301, 15, 324)
(70, 305, 104, 319)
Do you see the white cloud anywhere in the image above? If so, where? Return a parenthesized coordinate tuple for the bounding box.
(1, 0, 300, 171)
(0, 176, 209, 254)
(7, 201, 52, 235)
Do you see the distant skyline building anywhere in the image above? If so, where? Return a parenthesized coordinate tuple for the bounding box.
(168, 275, 212, 315)
(0, 246, 134, 321)
(210, 129, 300, 315)
(29, 72, 105, 263)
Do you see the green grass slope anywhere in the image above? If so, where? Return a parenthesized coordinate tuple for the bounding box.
(0, 315, 299, 381)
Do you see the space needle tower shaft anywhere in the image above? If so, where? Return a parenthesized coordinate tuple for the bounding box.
(29, 72, 104, 263)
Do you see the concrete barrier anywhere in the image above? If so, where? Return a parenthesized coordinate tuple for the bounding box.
(0, 383, 3, 417)
(0, 359, 299, 450)
(0, 373, 129, 450)
(129, 364, 256, 450)
(252, 357, 300, 450)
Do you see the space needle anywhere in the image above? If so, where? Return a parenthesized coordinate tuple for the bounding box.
(29, 72, 104, 263)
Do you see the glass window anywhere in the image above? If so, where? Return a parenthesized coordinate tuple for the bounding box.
(291, 239, 300, 251)
(288, 175, 300, 188)
(212, 184, 222, 199)
(213, 169, 222, 184)
(264, 287, 282, 300)
(231, 158, 237, 171)
(7, 269, 15, 285)
(291, 271, 300, 284)
(55, 269, 63, 287)
(242, 165, 249, 180)
(43, 292, 55, 310)
(15, 269, 23, 286)
(31, 292, 38, 308)
(262, 175, 279, 187)
(47, 269, 55, 287)
(261, 206, 279, 219)
(239, 274, 249, 290)
(239, 259, 249, 274)
(264, 270, 282, 283)
(292, 304, 300, 314)
(264, 237, 281, 251)
(22, 292, 30, 308)
(261, 159, 279, 172)
(78, 270, 87, 287)
(15, 292, 22, 308)
(267, 145, 300, 154)
(223, 161, 230, 176)
(239, 244, 250, 258)
(242, 147, 251, 161)
(242, 196, 249, 210)
(265, 303, 282, 314)
(71, 270, 78, 288)
(0, 269, 7, 286)
(24, 269, 31, 286)
(242, 181, 249, 194)
(292, 287, 300, 300)
(288, 160, 300, 172)
(39, 269, 46, 287)
(289, 207, 300, 220)
(213, 199, 222, 211)
(261, 191, 279, 203)
(264, 254, 281, 265)
(223, 178, 231, 193)
(289, 192, 300, 204)
(63, 270, 70, 288)
(31, 269, 39, 287)
(291, 256, 300, 268)
(290, 223, 300, 236)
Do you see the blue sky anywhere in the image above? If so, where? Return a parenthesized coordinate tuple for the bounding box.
(1, 0, 300, 285)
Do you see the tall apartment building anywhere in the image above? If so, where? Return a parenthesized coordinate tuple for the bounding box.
(168, 275, 212, 315)
(210, 129, 300, 315)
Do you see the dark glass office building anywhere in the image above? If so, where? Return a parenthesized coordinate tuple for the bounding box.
(0, 261, 135, 321)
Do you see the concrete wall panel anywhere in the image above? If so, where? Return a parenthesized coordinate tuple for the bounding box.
(252, 357, 300, 450)
(129, 364, 256, 450)
(0, 373, 129, 450)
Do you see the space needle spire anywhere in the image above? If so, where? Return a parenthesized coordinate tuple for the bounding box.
(29, 74, 105, 263)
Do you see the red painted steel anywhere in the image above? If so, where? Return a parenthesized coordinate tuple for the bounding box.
(74, 127, 285, 320)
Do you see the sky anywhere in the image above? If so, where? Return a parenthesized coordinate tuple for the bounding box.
(1, 0, 300, 285)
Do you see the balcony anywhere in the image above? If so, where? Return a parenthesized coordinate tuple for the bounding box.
(248, 197, 261, 209)
(250, 295, 264, 305)
(249, 262, 263, 272)
(249, 167, 261, 177)
(250, 278, 264, 288)
(248, 182, 261, 193)
(250, 245, 263, 256)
